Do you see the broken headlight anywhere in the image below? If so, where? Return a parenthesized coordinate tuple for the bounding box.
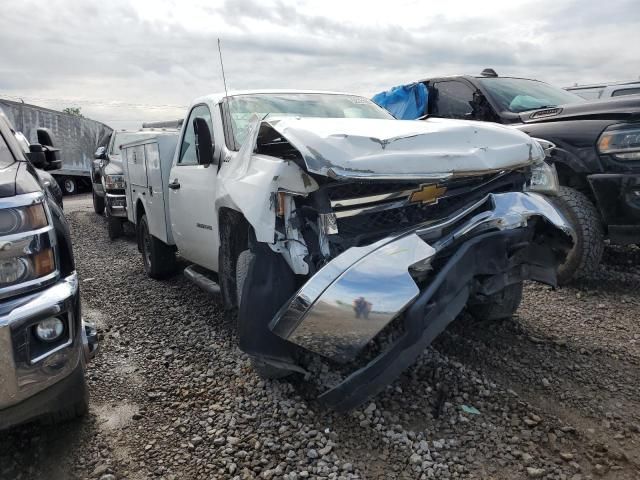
(525, 161, 559, 196)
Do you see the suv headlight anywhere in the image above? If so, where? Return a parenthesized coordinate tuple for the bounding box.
(104, 174, 125, 190)
(597, 126, 640, 160)
(0, 202, 56, 291)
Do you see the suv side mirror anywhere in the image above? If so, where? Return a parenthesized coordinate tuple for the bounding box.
(27, 143, 48, 168)
(193, 117, 214, 166)
(94, 146, 107, 159)
(37, 128, 55, 148)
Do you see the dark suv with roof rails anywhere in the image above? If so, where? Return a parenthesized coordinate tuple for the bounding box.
(375, 69, 640, 283)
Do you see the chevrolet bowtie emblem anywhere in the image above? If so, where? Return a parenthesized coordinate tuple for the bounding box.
(409, 184, 447, 205)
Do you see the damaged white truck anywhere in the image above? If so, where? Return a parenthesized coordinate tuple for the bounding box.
(125, 90, 574, 411)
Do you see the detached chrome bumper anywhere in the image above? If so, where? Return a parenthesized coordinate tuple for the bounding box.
(0, 273, 94, 415)
(270, 192, 573, 410)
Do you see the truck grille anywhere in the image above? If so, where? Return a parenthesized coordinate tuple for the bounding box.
(323, 171, 526, 251)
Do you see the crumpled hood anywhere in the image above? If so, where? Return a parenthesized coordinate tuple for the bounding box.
(264, 117, 545, 179)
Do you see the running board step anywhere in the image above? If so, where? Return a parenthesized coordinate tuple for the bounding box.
(184, 265, 221, 297)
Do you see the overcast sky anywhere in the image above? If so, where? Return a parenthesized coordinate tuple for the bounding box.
(1, 0, 638, 129)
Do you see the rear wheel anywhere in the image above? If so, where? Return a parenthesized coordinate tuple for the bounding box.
(468, 282, 523, 322)
(139, 214, 176, 279)
(62, 177, 77, 195)
(551, 186, 604, 284)
(92, 189, 105, 215)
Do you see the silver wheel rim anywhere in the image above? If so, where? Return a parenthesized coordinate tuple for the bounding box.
(64, 179, 75, 193)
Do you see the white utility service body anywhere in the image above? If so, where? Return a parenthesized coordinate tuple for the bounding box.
(121, 133, 179, 243)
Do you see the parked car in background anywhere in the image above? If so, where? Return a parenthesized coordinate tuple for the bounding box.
(0, 111, 97, 429)
(0, 99, 112, 196)
(566, 81, 640, 101)
(92, 126, 179, 239)
(373, 70, 640, 283)
(129, 90, 573, 411)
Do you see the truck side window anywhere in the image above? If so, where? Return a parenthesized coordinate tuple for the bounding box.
(433, 81, 476, 119)
(178, 105, 214, 165)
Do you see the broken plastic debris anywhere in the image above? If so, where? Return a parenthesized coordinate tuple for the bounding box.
(461, 405, 481, 415)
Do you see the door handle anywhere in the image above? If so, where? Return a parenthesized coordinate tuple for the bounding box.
(168, 179, 180, 190)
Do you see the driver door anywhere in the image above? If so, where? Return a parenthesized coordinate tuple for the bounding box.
(168, 104, 219, 271)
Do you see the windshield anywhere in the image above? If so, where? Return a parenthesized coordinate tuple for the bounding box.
(227, 93, 393, 147)
(0, 132, 15, 168)
(110, 132, 159, 155)
(478, 77, 585, 113)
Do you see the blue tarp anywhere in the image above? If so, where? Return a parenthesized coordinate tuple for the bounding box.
(372, 83, 428, 120)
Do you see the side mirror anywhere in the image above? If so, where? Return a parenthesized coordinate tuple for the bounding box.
(37, 128, 55, 148)
(94, 146, 107, 159)
(193, 117, 214, 166)
(27, 143, 48, 168)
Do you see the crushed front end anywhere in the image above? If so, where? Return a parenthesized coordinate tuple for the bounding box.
(269, 190, 572, 411)
(229, 116, 573, 411)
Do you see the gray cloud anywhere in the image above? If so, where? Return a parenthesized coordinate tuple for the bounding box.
(0, 0, 638, 129)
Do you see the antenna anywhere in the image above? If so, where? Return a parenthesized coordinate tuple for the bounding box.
(218, 38, 229, 98)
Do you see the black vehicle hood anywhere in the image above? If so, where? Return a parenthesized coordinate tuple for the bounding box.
(0, 161, 42, 198)
(519, 97, 640, 124)
(0, 161, 19, 197)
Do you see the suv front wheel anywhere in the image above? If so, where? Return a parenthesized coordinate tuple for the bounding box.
(551, 186, 604, 284)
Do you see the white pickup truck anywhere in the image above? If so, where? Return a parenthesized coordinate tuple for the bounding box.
(123, 89, 574, 411)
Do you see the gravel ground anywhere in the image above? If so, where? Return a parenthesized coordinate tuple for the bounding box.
(1, 194, 639, 480)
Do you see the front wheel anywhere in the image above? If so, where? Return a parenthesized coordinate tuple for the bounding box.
(551, 186, 604, 284)
(107, 214, 123, 240)
(41, 365, 89, 425)
(92, 189, 105, 215)
(139, 214, 176, 279)
(468, 282, 523, 322)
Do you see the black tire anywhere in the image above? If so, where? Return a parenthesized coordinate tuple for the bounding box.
(236, 248, 292, 380)
(41, 368, 89, 425)
(250, 357, 293, 380)
(468, 282, 523, 322)
(107, 214, 123, 240)
(139, 214, 176, 279)
(92, 189, 105, 215)
(551, 186, 604, 284)
(62, 177, 77, 195)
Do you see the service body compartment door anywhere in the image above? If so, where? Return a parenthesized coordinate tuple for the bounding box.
(122, 147, 136, 223)
(128, 145, 148, 188)
(144, 142, 170, 242)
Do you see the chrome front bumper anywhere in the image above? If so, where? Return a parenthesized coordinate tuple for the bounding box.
(106, 193, 127, 217)
(270, 192, 574, 364)
(0, 273, 92, 412)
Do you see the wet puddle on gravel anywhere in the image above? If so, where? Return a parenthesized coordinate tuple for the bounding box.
(93, 402, 140, 431)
